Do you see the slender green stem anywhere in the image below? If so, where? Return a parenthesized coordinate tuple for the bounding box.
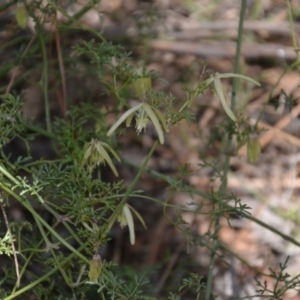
(125, 160, 300, 248)
(285, 0, 298, 51)
(30, 213, 78, 286)
(123, 159, 215, 201)
(45, 204, 86, 247)
(286, 0, 300, 74)
(0, 164, 21, 185)
(205, 2, 247, 299)
(0, 182, 89, 263)
(4, 241, 89, 300)
(12, 237, 45, 293)
(231, 0, 247, 112)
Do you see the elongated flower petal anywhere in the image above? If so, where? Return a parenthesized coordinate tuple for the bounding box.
(122, 204, 135, 245)
(143, 103, 165, 144)
(205, 73, 260, 121)
(83, 139, 120, 176)
(215, 72, 260, 86)
(153, 108, 169, 133)
(127, 204, 147, 229)
(95, 142, 119, 177)
(101, 142, 121, 162)
(126, 112, 135, 127)
(107, 103, 143, 137)
(83, 144, 92, 162)
(213, 77, 237, 121)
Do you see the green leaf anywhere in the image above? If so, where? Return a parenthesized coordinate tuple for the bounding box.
(127, 204, 147, 229)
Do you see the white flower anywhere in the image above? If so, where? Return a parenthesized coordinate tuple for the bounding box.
(107, 103, 169, 144)
(82, 139, 120, 176)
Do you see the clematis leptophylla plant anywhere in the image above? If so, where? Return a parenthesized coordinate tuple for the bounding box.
(117, 203, 146, 245)
(107, 102, 169, 144)
(205, 73, 260, 121)
(82, 138, 120, 176)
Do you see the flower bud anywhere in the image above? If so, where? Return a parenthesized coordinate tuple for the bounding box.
(16, 3, 28, 29)
(88, 253, 102, 282)
(132, 77, 151, 98)
(247, 134, 261, 163)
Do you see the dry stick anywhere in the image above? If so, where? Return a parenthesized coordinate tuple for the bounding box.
(247, 71, 300, 113)
(0, 204, 20, 288)
(232, 106, 300, 268)
(239, 100, 300, 157)
(100, 20, 299, 42)
(254, 119, 300, 149)
(175, 20, 300, 36)
(234, 108, 300, 268)
(229, 172, 300, 189)
(151, 40, 298, 61)
(5, 35, 36, 94)
(259, 102, 300, 147)
(233, 88, 300, 269)
(238, 74, 300, 155)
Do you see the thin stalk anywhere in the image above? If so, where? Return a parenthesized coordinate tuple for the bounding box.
(205, 2, 247, 299)
(125, 160, 300, 249)
(4, 241, 89, 300)
(285, 0, 299, 52)
(5, 35, 36, 94)
(286, 0, 300, 74)
(45, 204, 86, 247)
(12, 234, 45, 293)
(0, 182, 89, 263)
(123, 159, 215, 201)
(231, 0, 247, 112)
